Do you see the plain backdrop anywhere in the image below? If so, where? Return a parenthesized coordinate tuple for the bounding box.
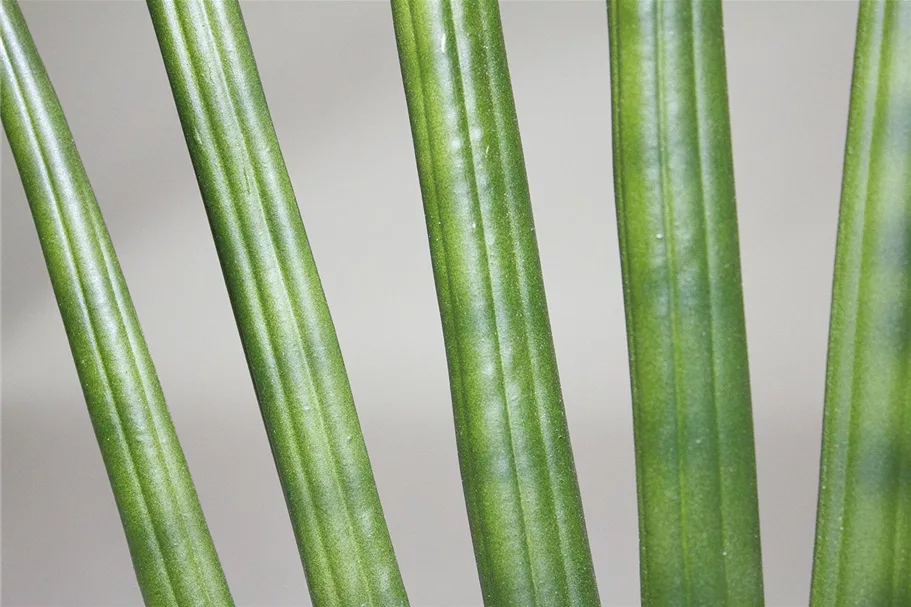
(1, 1, 858, 606)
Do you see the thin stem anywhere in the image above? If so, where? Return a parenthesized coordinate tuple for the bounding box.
(0, 1, 233, 604)
(146, 1, 408, 605)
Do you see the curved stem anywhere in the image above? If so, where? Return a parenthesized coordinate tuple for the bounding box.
(0, 1, 233, 604)
(145, 1, 408, 605)
(812, 2, 911, 604)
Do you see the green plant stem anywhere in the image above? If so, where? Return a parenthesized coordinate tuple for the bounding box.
(391, 1, 599, 605)
(0, 1, 233, 605)
(811, 2, 911, 605)
(607, 0, 763, 604)
(145, 1, 407, 605)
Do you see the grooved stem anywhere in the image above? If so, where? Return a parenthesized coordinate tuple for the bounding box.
(391, 1, 600, 605)
(607, 1, 764, 604)
(811, 2, 911, 605)
(0, 1, 233, 604)
(146, 1, 408, 605)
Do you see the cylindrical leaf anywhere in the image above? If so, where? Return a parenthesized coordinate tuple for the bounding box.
(607, 0, 764, 604)
(811, 2, 911, 605)
(391, 1, 600, 605)
(0, 1, 233, 604)
(145, 1, 408, 605)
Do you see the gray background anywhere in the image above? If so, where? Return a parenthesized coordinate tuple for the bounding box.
(1, 1, 857, 605)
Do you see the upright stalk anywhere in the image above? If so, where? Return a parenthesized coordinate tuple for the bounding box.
(0, 1, 233, 604)
(145, 1, 407, 605)
(391, 1, 599, 605)
(811, 2, 911, 605)
(607, 0, 763, 604)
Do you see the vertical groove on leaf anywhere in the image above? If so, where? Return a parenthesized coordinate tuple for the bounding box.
(0, 1, 233, 604)
(607, 0, 764, 604)
(391, 1, 600, 605)
(811, 2, 911, 605)
(146, 1, 408, 605)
